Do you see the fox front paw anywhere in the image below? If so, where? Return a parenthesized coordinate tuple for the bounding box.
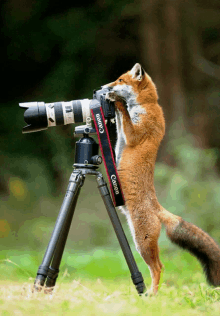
(105, 91, 118, 102)
(105, 92, 126, 112)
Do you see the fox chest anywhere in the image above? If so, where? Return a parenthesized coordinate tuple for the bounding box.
(114, 106, 146, 166)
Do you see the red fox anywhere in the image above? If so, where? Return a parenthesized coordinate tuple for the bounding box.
(104, 63, 220, 295)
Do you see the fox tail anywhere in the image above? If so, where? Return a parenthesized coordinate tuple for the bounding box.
(158, 208, 220, 286)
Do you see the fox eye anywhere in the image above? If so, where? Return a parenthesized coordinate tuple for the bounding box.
(118, 79, 123, 82)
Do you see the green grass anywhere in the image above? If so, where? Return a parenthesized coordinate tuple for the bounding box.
(1, 248, 220, 315)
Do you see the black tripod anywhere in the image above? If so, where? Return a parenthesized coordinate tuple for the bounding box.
(34, 126, 146, 295)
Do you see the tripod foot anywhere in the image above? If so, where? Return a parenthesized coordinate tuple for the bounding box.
(44, 267, 59, 293)
(33, 264, 49, 292)
(33, 275, 46, 292)
(131, 272, 146, 295)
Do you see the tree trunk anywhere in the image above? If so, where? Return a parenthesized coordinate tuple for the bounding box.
(139, 0, 187, 164)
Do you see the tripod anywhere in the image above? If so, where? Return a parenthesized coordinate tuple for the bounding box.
(34, 127, 146, 295)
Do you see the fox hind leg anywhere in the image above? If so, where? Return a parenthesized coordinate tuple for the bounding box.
(127, 212, 163, 295)
(142, 240, 163, 295)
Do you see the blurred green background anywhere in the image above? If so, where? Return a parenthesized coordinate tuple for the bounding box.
(0, 0, 220, 280)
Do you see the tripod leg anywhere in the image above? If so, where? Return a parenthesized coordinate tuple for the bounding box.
(34, 170, 84, 291)
(44, 187, 81, 292)
(96, 173, 146, 295)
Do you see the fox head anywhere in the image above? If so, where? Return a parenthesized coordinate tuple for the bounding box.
(104, 63, 158, 108)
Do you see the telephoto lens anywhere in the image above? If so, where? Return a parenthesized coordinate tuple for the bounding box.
(19, 87, 115, 133)
(19, 99, 91, 133)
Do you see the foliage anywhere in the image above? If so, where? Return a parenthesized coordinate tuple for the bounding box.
(154, 134, 220, 237)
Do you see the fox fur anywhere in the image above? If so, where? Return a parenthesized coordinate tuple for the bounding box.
(103, 63, 220, 295)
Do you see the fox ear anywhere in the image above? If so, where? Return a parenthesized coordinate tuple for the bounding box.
(130, 63, 145, 81)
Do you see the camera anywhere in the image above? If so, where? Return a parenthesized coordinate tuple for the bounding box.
(19, 87, 115, 133)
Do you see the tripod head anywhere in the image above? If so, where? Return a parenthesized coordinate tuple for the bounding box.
(73, 118, 102, 169)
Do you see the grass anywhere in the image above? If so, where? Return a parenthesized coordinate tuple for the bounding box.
(1, 278, 220, 315)
(1, 247, 220, 315)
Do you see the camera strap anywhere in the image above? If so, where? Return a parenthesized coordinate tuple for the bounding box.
(90, 100, 125, 207)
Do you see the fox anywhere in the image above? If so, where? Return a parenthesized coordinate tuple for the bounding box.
(103, 63, 220, 295)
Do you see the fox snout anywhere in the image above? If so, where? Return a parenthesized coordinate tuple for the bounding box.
(101, 83, 114, 89)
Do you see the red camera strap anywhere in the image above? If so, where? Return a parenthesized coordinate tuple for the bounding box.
(90, 100, 125, 207)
